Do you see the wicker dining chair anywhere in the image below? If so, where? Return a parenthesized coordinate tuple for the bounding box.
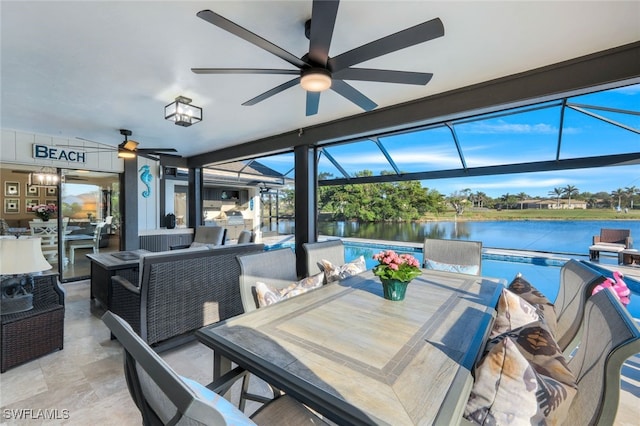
(102, 311, 329, 425)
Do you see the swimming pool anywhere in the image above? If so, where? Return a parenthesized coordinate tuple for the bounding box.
(267, 240, 640, 319)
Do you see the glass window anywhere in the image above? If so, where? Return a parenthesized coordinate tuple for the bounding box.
(455, 104, 562, 167)
(379, 126, 461, 173)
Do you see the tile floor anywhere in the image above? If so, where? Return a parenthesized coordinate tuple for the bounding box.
(0, 279, 638, 425)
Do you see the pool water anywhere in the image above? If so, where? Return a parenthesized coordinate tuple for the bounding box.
(342, 243, 640, 319)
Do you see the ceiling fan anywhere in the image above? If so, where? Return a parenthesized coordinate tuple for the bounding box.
(192, 0, 444, 116)
(75, 129, 179, 158)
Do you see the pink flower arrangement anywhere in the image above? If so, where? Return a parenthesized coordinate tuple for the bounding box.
(29, 204, 57, 221)
(372, 250, 422, 282)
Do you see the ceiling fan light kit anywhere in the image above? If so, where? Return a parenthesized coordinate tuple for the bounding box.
(300, 68, 332, 92)
(192, 1, 444, 116)
(164, 96, 202, 127)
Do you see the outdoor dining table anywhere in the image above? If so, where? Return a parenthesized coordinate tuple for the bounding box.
(196, 269, 505, 425)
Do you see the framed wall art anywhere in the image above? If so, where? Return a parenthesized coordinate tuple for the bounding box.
(45, 199, 57, 208)
(26, 183, 40, 197)
(4, 199, 19, 214)
(46, 187, 57, 196)
(26, 199, 40, 211)
(4, 181, 20, 197)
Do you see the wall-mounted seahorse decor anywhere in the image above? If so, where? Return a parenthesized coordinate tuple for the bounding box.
(139, 165, 152, 198)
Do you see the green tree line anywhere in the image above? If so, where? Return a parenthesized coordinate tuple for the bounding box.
(276, 174, 640, 222)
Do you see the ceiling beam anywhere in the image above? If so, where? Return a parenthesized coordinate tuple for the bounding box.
(187, 41, 640, 168)
(317, 152, 640, 186)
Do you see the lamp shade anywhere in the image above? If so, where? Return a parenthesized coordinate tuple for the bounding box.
(0, 238, 52, 274)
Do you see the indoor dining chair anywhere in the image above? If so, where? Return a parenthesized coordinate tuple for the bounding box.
(68, 221, 106, 264)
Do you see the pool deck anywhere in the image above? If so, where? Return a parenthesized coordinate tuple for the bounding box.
(256, 234, 639, 424)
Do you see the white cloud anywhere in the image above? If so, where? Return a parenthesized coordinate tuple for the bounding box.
(458, 119, 559, 135)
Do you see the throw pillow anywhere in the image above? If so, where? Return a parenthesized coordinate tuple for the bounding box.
(255, 273, 324, 308)
(508, 273, 558, 337)
(484, 320, 576, 388)
(464, 337, 577, 425)
(490, 288, 539, 338)
(423, 258, 480, 275)
(320, 256, 366, 283)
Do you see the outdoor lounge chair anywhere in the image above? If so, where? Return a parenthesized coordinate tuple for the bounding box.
(565, 288, 640, 425)
(589, 228, 632, 260)
(170, 225, 227, 249)
(422, 238, 483, 275)
(302, 239, 345, 277)
(237, 230, 254, 244)
(102, 311, 329, 425)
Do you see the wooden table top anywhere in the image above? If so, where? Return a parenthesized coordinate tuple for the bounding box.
(197, 269, 504, 425)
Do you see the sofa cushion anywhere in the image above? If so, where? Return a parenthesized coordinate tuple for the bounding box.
(490, 288, 539, 338)
(137, 246, 209, 285)
(508, 273, 558, 337)
(464, 337, 577, 425)
(255, 273, 324, 308)
(320, 256, 366, 283)
(423, 258, 480, 275)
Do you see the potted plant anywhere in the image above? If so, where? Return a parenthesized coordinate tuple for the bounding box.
(372, 250, 422, 301)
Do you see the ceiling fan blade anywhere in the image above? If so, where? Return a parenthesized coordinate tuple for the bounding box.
(308, 0, 340, 66)
(192, 68, 300, 75)
(330, 80, 377, 112)
(328, 17, 444, 72)
(242, 77, 300, 106)
(334, 68, 433, 85)
(197, 10, 309, 69)
(137, 148, 178, 153)
(306, 91, 321, 116)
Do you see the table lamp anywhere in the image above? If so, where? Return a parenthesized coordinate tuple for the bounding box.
(0, 237, 52, 315)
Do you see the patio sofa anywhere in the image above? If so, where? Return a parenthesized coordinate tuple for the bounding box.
(589, 228, 632, 260)
(109, 243, 264, 350)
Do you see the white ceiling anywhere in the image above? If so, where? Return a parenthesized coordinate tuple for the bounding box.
(2, 1, 639, 159)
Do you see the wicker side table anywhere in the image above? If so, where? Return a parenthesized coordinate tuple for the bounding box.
(1, 272, 64, 373)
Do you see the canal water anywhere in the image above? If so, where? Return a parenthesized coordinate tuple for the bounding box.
(269, 220, 640, 254)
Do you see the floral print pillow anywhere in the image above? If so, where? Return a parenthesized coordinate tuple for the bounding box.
(508, 273, 558, 337)
(490, 288, 540, 338)
(464, 336, 577, 425)
(320, 256, 366, 283)
(255, 273, 324, 308)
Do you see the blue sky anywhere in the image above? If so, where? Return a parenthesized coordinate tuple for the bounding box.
(259, 83, 640, 199)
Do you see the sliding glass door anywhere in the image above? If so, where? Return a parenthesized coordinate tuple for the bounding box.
(61, 170, 120, 281)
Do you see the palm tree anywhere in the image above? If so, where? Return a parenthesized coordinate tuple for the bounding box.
(563, 185, 578, 208)
(611, 188, 625, 210)
(624, 186, 638, 209)
(501, 193, 511, 209)
(475, 191, 486, 209)
(517, 192, 528, 210)
(548, 187, 563, 208)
